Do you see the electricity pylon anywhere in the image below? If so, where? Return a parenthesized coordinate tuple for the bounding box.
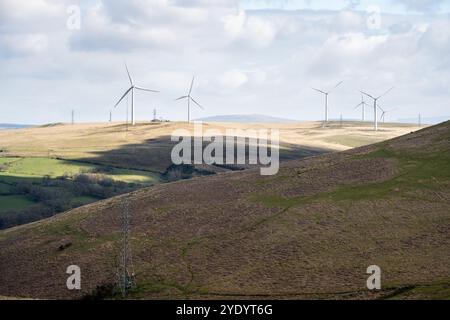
(116, 196, 136, 297)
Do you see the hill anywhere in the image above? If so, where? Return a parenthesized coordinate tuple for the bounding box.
(0, 121, 418, 229)
(195, 114, 297, 123)
(0, 121, 448, 299)
(397, 116, 450, 125)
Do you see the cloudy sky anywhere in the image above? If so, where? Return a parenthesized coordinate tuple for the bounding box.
(1, 0, 449, 124)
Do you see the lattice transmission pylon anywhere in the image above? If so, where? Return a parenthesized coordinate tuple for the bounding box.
(116, 196, 136, 297)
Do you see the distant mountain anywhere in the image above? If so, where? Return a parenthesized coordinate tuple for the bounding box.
(0, 123, 34, 130)
(195, 114, 297, 123)
(397, 116, 450, 125)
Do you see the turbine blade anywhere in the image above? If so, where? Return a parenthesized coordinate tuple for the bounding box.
(125, 63, 133, 86)
(175, 96, 188, 101)
(328, 80, 343, 93)
(360, 91, 376, 100)
(135, 86, 159, 93)
(189, 76, 195, 95)
(355, 102, 363, 109)
(334, 81, 343, 89)
(377, 87, 394, 99)
(190, 97, 203, 110)
(114, 87, 133, 108)
(312, 88, 327, 95)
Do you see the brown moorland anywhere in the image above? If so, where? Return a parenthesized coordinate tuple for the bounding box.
(0, 121, 449, 300)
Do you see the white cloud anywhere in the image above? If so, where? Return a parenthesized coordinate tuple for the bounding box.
(419, 20, 450, 53)
(0, 34, 49, 57)
(223, 9, 277, 47)
(396, 0, 444, 12)
(0, 0, 62, 22)
(219, 69, 249, 88)
(0, 1, 449, 124)
(324, 33, 387, 57)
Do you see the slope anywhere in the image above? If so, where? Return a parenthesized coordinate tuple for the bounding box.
(0, 122, 448, 299)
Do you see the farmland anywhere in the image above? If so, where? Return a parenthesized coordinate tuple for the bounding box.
(0, 156, 160, 228)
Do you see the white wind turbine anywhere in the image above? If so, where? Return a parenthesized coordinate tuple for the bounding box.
(113, 64, 159, 126)
(355, 93, 371, 122)
(378, 106, 398, 123)
(175, 76, 204, 123)
(361, 87, 394, 131)
(312, 81, 343, 127)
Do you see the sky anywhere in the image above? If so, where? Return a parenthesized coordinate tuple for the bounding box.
(0, 0, 450, 124)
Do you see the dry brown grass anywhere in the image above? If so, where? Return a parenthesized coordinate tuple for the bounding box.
(0, 121, 420, 171)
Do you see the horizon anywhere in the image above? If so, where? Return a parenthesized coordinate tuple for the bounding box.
(1, 114, 449, 127)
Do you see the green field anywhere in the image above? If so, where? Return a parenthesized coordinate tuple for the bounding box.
(0, 156, 162, 227)
(0, 195, 36, 213)
(0, 157, 21, 165)
(0, 157, 160, 184)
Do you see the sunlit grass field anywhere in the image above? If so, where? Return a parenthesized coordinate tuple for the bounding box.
(0, 157, 160, 184)
(0, 156, 161, 221)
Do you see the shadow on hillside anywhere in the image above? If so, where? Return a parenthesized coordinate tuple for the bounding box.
(74, 134, 333, 176)
(0, 134, 332, 229)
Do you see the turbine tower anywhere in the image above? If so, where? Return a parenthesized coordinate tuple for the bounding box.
(114, 64, 159, 126)
(361, 87, 394, 131)
(355, 93, 371, 122)
(312, 81, 343, 127)
(175, 76, 204, 123)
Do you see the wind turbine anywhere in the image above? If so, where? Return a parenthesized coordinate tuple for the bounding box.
(361, 87, 394, 131)
(312, 81, 343, 127)
(175, 76, 204, 123)
(355, 93, 371, 122)
(113, 64, 159, 126)
(378, 106, 398, 123)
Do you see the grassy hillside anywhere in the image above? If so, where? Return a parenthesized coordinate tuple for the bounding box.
(0, 156, 161, 229)
(0, 121, 447, 300)
(0, 121, 417, 229)
(0, 121, 418, 168)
